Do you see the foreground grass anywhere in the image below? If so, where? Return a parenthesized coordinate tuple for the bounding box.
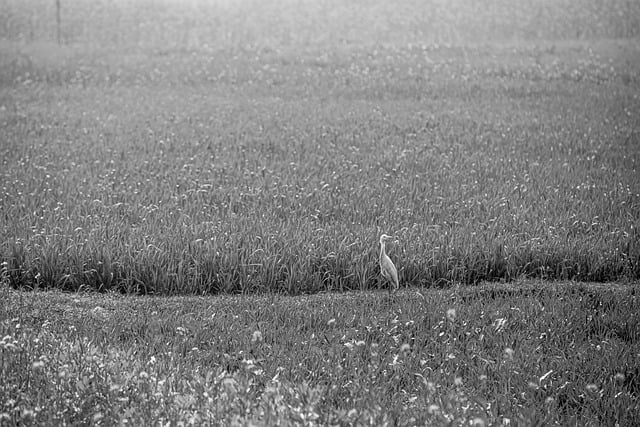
(0, 282, 638, 425)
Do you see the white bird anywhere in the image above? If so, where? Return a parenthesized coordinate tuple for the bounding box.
(379, 234, 399, 293)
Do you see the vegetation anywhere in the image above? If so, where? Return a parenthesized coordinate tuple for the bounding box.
(0, 1, 639, 425)
(1, 1, 639, 293)
(1, 283, 639, 425)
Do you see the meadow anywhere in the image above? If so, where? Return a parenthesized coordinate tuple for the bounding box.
(0, 0, 639, 424)
(1, 0, 640, 294)
(1, 283, 639, 425)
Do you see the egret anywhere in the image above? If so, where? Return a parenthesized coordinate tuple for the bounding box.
(379, 234, 399, 293)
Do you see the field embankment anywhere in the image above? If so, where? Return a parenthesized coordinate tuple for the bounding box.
(1, 281, 639, 425)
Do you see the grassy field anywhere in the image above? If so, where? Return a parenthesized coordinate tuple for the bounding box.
(1, 282, 639, 425)
(0, 1, 639, 424)
(1, 3, 639, 294)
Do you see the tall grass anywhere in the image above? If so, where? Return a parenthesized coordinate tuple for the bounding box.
(0, 1, 639, 294)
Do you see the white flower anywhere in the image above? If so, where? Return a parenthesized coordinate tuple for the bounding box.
(586, 383, 598, 393)
(446, 308, 456, 322)
(222, 377, 237, 394)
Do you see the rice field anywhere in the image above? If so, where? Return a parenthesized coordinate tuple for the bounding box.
(0, 0, 639, 425)
(1, 0, 639, 294)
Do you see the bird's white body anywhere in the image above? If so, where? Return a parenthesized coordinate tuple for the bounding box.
(379, 234, 399, 292)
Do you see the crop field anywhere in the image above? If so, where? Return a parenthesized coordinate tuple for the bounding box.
(0, 0, 639, 425)
(1, 0, 639, 294)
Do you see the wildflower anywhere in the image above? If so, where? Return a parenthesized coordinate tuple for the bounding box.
(139, 371, 149, 380)
(471, 418, 486, 427)
(427, 404, 439, 414)
(251, 330, 263, 343)
(370, 342, 379, 356)
(222, 377, 237, 394)
(32, 361, 45, 371)
(389, 354, 399, 366)
(615, 373, 625, 382)
(446, 308, 456, 322)
(504, 347, 514, 360)
(454, 377, 463, 386)
(400, 343, 411, 353)
(92, 306, 105, 317)
(58, 365, 69, 378)
(585, 383, 598, 393)
(478, 374, 487, 382)
(1, 335, 17, 351)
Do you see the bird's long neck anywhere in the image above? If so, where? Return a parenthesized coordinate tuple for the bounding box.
(379, 240, 386, 260)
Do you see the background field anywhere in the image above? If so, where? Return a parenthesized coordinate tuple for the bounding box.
(1, 0, 640, 294)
